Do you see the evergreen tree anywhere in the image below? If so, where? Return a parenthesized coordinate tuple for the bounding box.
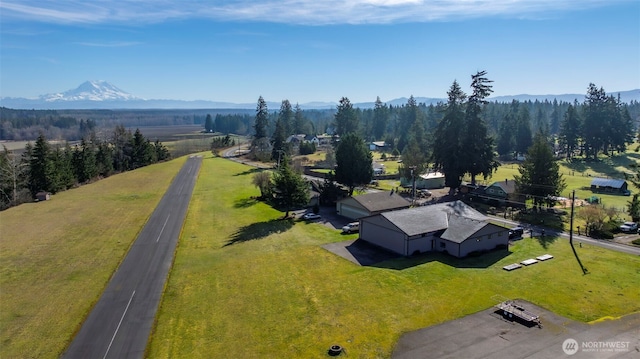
(432, 80, 467, 193)
(253, 96, 270, 141)
(496, 112, 515, 157)
(204, 114, 214, 133)
(372, 97, 388, 140)
(153, 139, 170, 162)
(112, 125, 134, 172)
(558, 104, 581, 159)
(96, 141, 114, 176)
(271, 156, 309, 217)
(27, 134, 55, 196)
(271, 115, 289, 160)
(514, 132, 566, 208)
(549, 100, 561, 135)
(132, 129, 154, 168)
(334, 97, 359, 136)
(293, 104, 306, 135)
(582, 83, 607, 159)
(463, 71, 498, 185)
(515, 104, 533, 156)
(334, 132, 373, 196)
(279, 99, 294, 136)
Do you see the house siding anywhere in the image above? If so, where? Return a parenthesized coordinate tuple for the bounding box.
(360, 216, 407, 255)
(457, 225, 508, 257)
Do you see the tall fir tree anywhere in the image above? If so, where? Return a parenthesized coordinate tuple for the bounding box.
(271, 156, 309, 218)
(432, 80, 467, 193)
(334, 97, 359, 136)
(514, 132, 566, 208)
(463, 71, 498, 185)
(334, 132, 373, 196)
(558, 104, 582, 159)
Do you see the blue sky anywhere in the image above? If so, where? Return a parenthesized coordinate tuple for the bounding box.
(1, 0, 639, 104)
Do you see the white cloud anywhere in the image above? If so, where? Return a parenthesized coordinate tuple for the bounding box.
(0, 0, 631, 25)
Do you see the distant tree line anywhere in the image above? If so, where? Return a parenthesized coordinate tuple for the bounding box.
(0, 125, 170, 210)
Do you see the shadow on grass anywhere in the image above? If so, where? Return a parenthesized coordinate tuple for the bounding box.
(562, 155, 635, 178)
(234, 197, 260, 208)
(233, 167, 265, 177)
(224, 218, 294, 247)
(536, 234, 558, 249)
(370, 246, 512, 270)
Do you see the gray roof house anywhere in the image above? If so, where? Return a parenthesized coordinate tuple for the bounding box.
(336, 191, 411, 220)
(359, 200, 509, 258)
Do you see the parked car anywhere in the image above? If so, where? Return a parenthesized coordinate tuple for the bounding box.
(508, 226, 524, 240)
(302, 213, 321, 220)
(619, 222, 637, 233)
(342, 222, 359, 234)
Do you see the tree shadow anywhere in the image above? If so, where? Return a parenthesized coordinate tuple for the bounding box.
(234, 197, 260, 208)
(223, 218, 294, 247)
(535, 234, 558, 249)
(233, 167, 264, 177)
(372, 247, 512, 270)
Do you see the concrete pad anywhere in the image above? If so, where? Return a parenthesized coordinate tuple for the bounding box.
(321, 239, 400, 266)
(392, 299, 640, 359)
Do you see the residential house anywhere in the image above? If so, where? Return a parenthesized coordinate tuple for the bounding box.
(359, 200, 509, 258)
(483, 179, 516, 203)
(336, 191, 411, 220)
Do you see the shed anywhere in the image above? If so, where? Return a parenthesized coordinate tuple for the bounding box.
(590, 178, 629, 195)
(336, 191, 410, 220)
(36, 191, 51, 201)
(359, 200, 509, 258)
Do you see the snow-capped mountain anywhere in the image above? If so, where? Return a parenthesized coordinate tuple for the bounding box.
(40, 80, 140, 102)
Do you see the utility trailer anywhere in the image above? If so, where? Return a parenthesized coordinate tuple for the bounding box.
(496, 300, 542, 327)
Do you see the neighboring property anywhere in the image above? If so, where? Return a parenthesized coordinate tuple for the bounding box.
(400, 171, 446, 189)
(590, 178, 630, 195)
(484, 179, 516, 200)
(35, 191, 51, 201)
(359, 200, 509, 258)
(336, 191, 411, 220)
(369, 141, 388, 151)
(372, 162, 386, 176)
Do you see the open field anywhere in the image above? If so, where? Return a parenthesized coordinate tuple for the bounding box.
(148, 155, 640, 358)
(0, 157, 186, 358)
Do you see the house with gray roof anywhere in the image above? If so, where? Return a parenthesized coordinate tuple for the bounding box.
(336, 191, 411, 220)
(358, 200, 509, 258)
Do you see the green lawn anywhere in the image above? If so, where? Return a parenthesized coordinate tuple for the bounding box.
(0, 157, 186, 358)
(148, 155, 640, 359)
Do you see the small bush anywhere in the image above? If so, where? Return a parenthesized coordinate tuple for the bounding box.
(632, 238, 640, 246)
(589, 228, 614, 239)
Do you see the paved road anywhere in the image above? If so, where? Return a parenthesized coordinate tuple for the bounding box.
(489, 216, 640, 256)
(63, 155, 202, 359)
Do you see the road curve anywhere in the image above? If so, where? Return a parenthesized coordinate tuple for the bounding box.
(62, 155, 202, 359)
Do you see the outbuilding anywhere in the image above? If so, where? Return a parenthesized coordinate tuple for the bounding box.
(590, 178, 630, 195)
(359, 201, 509, 258)
(336, 191, 411, 220)
(36, 191, 51, 201)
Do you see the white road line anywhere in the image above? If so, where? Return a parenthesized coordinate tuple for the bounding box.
(156, 215, 170, 243)
(103, 290, 136, 359)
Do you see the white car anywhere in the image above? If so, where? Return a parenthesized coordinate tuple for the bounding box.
(342, 222, 359, 233)
(619, 222, 637, 233)
(302, 213, 321, 220)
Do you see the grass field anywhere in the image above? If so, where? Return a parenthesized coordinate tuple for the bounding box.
(147, 155, 640, 359)
(0, 157, 186, 358)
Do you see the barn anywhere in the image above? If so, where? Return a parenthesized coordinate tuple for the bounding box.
(359, 201, 509, 258)
(590, 178, 630, 195)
